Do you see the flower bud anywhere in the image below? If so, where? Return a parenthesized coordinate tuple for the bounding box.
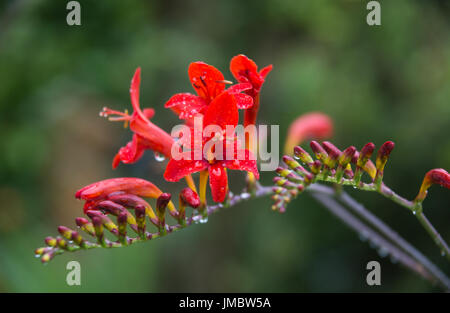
(45, 236, 57, 247)
(353, 143, 376, 184)
(415, 168, 450, 202)
(86, 210, 119, 235)
(91, 216, 106, 247)
(117, 211, 128, 245)
(75, 217, 95, 236)
(294, 146, 314, 165)
(356, 143, 375, 168)
(374, 141, 395, 186)
(310, 141, 328, 161)
(284, 112, 333, 154)
(321, 141, 340, 169)
(339, 146, 356, 167)
(156, 193, 171, 234)
(57, 226, 73, 241)
(376, 141, 395, 173)
(96, 201, 137, 232)
(180, 188, 201, 209)
(135, 205, 146, 238)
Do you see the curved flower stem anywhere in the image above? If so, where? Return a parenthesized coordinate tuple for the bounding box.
(37, 183, 449, 290)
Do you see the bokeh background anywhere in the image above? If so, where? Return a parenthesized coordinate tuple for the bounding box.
(0, 0, 449, 292)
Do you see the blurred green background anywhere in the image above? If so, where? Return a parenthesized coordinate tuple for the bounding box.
(0, 0, 449, 292)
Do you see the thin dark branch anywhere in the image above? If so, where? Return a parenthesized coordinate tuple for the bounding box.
(310, 192, 447, 290)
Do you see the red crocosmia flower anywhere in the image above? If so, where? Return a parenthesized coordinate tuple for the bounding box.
(76, 177, 164, 213)
(230, 54, 272, 128)
(101, 68, 174, 168)
(164, 92, 259, 203)
(165, 62, 253, 120)
(284, 112, 334, 154)
(230, 54, 272, 95)
(76, 177, 163, 201)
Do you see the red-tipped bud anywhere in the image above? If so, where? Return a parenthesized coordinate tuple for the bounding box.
(180, 188, 200, 209)
(156, 193, 171, 232)
(57, 226, 72, 240)
(75, 217, 95, 236)
(356, 143, 375, 167)
(282, 155, 301, 170)
(284, 112, 333, 154)
(376, 141, 395, 172)
(415, 168, 450, 202)
(117, 211, 128, 244)
(322, 141, 341, 160)
(45, 236, 57, 247)
(157, 193, 171, 211)
(339, 146, 356, 166)
(310, 141, 328, 160)
(86, 210, 118, 235)
(293, 146, 314, 164)
(321, 141, 341, 169)
(310, 160, 322, 175)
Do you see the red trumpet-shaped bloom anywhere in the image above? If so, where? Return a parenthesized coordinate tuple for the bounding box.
(230, 54, 273, 96)
(165, 62, 254, 120)
(76, 177, 164, 213)
(284, 112, 334, 154)
(230, 54, 272, 147)
(163, 92, 259, 203)
(101, 68, 174, 168)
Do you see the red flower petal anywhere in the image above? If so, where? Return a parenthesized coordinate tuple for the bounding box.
(188, 62, 225, 101)
(203, 92, 239, 129)
(234, 93, 253, 109)
(230, 54, 258, 82)
(229, 54, 272, 92)
(142, 108, 155, 119)
(164, 158, 209, 182)
(208, 163, 228, 202)
(226, 82, 252, 94)
(223, 149, 259, 179)
(76, 177, 162, 201)
(284, 112, 334, 154)
(112, 134, 154, 169)
(164, 93, 208, 119)
(259, 65, 273, 79)
(130, 68, 143, 117)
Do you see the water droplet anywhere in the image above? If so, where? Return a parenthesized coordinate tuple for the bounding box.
(377, 247, 389, 258)
(154, 152, 165, 162)
(241, 192, 251, 199)
(199, 217, 208, 224)
(359, 231, 369, 242)
(413, 211, 416, 215)
(389, 255, 399, 264)
(441, 250, 446, 256)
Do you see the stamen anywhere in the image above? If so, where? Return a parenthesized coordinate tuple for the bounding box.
(100, 107, 131, 128)
(216, 80, 233, 85)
